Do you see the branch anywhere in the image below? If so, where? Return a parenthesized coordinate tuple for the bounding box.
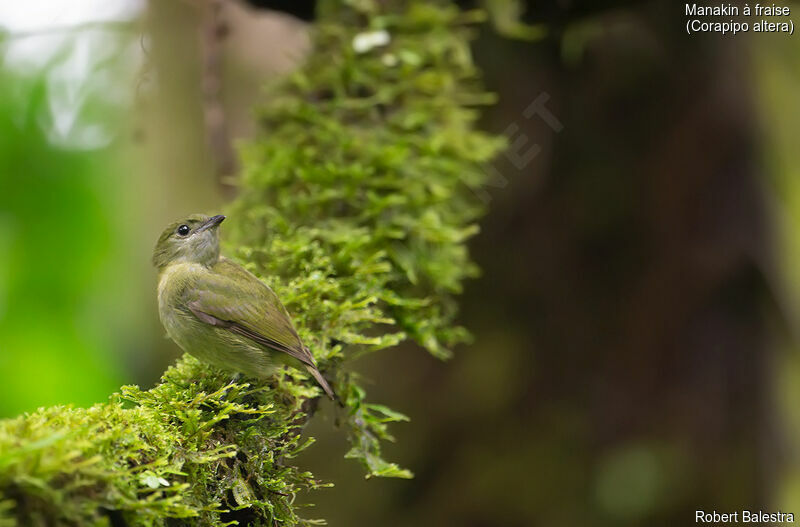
(200, 0, 239, 192)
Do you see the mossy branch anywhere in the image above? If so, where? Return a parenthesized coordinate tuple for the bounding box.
(0, 1, 505, 525)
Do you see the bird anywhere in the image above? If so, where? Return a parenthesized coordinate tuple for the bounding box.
(152, 213, 335, 399)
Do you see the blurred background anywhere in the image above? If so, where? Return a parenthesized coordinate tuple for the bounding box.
(2, 1, 800, 525)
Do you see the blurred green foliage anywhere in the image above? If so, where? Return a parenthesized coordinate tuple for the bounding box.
(754, 31, 800, 514)
(0, 47, 125, 416)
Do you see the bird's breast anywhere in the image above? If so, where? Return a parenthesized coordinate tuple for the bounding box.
(157, 263, 206, 335)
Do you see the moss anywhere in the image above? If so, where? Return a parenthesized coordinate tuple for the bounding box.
(0, 357, 325, 526)
(0, 1, 504, 524)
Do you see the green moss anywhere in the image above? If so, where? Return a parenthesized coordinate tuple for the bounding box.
(0, 357, 325, 526)
(0, 1, 504, 524)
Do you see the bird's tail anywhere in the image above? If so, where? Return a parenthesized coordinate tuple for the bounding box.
(305, 364, 336, 401)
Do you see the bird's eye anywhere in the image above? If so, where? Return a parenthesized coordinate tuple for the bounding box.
(177, 225, 190, 236)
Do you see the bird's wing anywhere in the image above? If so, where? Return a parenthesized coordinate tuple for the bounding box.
(183, 258, 317, 368)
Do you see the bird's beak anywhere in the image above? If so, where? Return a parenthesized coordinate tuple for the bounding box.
(197, 215, 225, 233)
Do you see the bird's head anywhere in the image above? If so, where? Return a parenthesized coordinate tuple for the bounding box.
(152, 214, 225, 270)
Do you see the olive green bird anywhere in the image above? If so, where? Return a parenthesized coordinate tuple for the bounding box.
(152, 214, 335, 399)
